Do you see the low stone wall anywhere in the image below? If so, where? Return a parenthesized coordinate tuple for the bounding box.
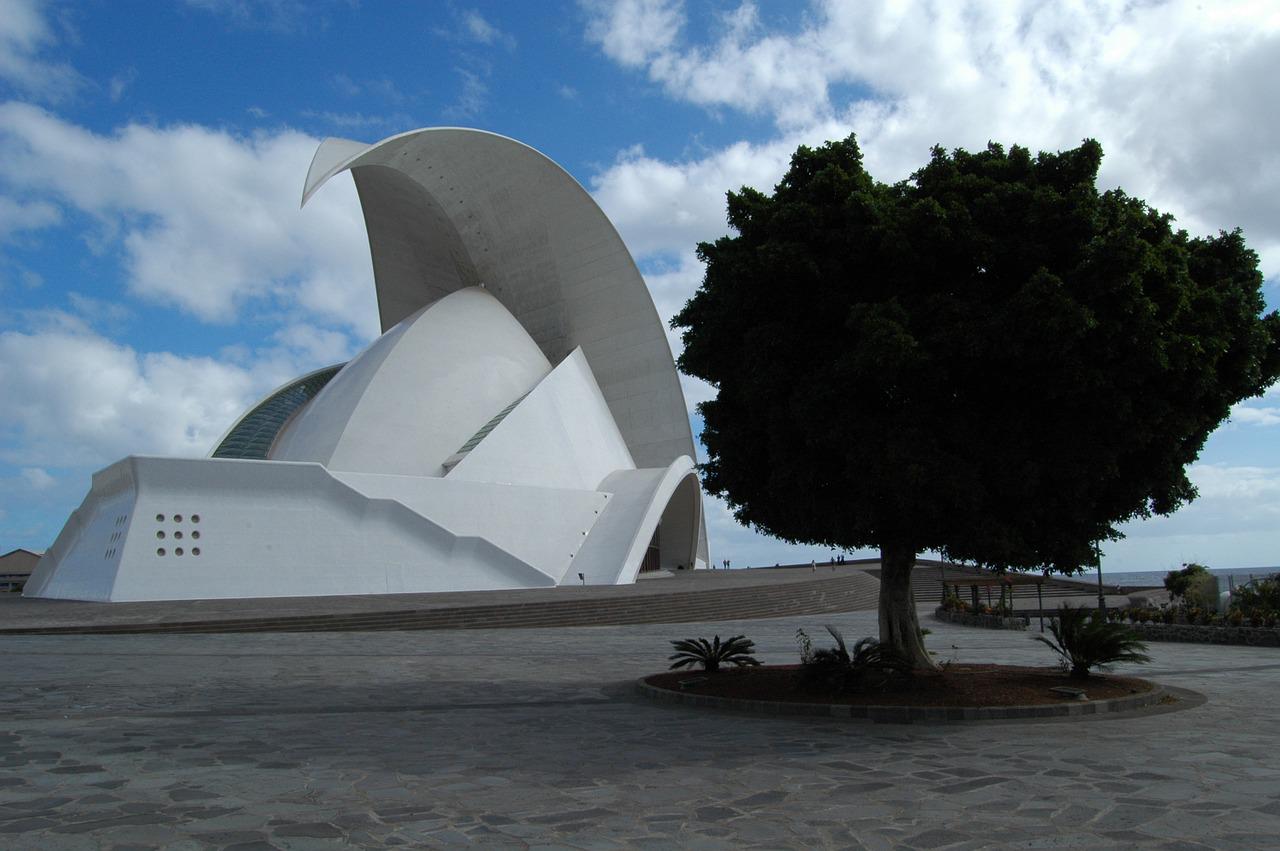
(934, 608, 1029, 630)
(1123, 621, 1280, 647)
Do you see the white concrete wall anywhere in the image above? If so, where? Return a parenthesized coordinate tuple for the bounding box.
(24, 459, 135, 601)
(447, 347, 635, 491)
(571, 457, 700, 585)
(272, 287, 551, 478)
(29, 457, 561, 602)
(332, 471, 606, 585)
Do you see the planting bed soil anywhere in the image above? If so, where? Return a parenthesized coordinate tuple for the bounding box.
(644, 664, 1154, 708)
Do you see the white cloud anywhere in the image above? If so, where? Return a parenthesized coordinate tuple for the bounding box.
(0, 194, 61, 239)
(1231, 405, 1280, 427)
(1113, 463, 1280, 568)
(462, 10, 515, 49)
(0, 0, 83, 101)
(0, 325, 255, 467)
(443, 68, 489, 120)
(1187, 463, 1280, 502)
(0, 320, 346, 469)
(583, 0, 1280, 280)
(584, 0, 684, 66)
(107, 67, 136, 102)
(330, 72, 361, 97)
(181, 0, 347, 33)
(269, 322, 355, 367)
(592, 136, 804, 260)
(20, 467, 55, 490)
(0, 102, 378, 336)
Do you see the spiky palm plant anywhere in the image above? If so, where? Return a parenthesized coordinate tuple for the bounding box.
(668, 635, 760, 673)
(1033, 605, 1152, 679)
(801, 625, 913, 692)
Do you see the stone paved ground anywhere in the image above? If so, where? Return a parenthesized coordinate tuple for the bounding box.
(2, 609, 1279, 849)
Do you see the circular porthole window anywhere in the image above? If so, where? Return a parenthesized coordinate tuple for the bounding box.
(174, 531, 183, 540)
(156, 548, 166, 556)
(192, 547, 201, 556)
(156, 531, 165, 539)
(155, 513, 164, 522)
(191, 531, 200, 540)
(175, 548, 184, 556)
(191, 514, 200, 523)
(174, 514, 183, 523)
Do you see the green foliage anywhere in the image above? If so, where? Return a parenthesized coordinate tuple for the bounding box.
(1230, 576, 1280, 614)
(668, 635, 760, 673)
(798, 625, 913, 693)
(672, 134, 1280, 641)
(1164, 563, 1212, 604)
(1033, 605, 1152, 679)
(795, 627, 814, 663)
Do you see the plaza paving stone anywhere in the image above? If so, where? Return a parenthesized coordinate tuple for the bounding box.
(1, 608, 1278, 849)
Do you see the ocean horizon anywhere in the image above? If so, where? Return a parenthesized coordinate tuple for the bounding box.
(1099, 566, 1279, 588)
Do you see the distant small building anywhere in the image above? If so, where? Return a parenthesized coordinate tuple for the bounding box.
(0, 548, 41, 591)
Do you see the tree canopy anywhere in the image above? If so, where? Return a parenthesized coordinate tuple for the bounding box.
(673, 135, 1280, 666)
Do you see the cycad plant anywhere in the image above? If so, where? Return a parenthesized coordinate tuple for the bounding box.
(799, 625, 913, 693)
(668, 635, 760, 673)
(1033, 605, 1152, 679)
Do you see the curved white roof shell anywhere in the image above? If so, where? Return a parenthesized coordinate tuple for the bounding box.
(272, 286, 552, 478)
(302, 128, 697, 474)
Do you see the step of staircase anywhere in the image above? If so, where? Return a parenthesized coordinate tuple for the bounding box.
(0, 573, 882, 636)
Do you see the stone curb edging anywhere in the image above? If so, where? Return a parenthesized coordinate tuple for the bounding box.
(636, 677, 1167, 724)
(1121, 621, 1280, 647)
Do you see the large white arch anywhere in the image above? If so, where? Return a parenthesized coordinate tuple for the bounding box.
(303, 128, 709, 565)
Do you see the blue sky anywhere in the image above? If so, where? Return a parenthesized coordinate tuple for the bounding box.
(1, 0, 1278, 575)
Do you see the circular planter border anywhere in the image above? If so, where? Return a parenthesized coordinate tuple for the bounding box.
(636, 675, 1171, 724)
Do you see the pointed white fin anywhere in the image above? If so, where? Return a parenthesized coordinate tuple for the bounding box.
(301, 137, 372, 207)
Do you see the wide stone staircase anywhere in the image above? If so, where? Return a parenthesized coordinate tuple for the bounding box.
(0, 570, 882, 636)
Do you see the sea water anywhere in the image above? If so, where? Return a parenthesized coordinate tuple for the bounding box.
(1098, 566, 1279, 589)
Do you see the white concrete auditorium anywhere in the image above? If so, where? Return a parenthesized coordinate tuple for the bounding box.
(26, 128, 708, 602)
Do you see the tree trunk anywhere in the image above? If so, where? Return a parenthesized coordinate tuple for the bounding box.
(879, 542, 938, 671)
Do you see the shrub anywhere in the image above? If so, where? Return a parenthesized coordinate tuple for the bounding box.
(1164, 563, 1212, 605)
(1231, 576, 1280, 614)
(1033, 605, 1152, 679)
(795, 627, 814, 664)
(668, 635, 760, 673)
(799, 625, 913, 693)
(1164, 564, 1222, 622)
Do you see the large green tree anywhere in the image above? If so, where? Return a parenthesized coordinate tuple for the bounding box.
(673, 136, 1280, 669)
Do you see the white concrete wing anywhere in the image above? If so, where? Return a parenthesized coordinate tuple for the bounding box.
(303, 129, 708, 567)
(272, 287, 551, 477)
